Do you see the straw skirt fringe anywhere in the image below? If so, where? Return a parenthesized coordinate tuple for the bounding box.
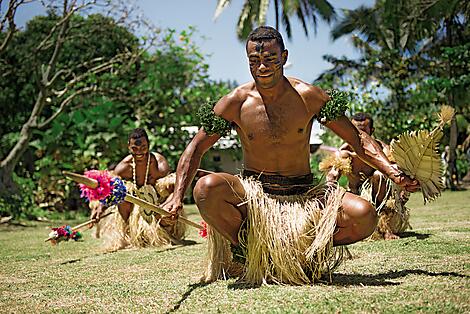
(94, 176, 186, 250)
(360, 177, 411, 239)
(202, 177, 347, 285)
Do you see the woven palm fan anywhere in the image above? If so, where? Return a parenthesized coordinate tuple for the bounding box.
(390, 105, 455, 204)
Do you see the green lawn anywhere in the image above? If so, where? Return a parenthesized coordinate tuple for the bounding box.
(1, 190, 469, 313)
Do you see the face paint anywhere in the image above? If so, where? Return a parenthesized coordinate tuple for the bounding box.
(128, 137, 149, 160)
(246, 39, 285, 89)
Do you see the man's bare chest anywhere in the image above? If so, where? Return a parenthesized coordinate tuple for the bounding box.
(238, 102, 312, 143)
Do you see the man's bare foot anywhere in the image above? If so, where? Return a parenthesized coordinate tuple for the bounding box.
(384, 232, 400, 240)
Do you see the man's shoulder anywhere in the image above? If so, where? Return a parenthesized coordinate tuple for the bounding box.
(214, 83, 253, 119)
(150, 152, 166, 163)
(287, 77, 328, 106)
(118, 155, 132, 165)
(114, 155, 132, 177)
(223, 83, 253, 104)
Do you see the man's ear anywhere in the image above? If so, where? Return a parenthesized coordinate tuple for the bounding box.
(282, 49, 288, 65)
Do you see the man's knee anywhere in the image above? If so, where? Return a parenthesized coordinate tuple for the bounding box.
(352, 199, 378, 235)
(193, 174, 226, 204)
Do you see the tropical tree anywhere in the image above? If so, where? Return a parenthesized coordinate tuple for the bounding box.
(0, 0, 141, 195)
(322, 0, 469, 189)
(1, 7, 233, 218)
(213, 0, 335, 40)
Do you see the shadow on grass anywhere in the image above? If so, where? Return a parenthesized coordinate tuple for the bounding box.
(165, 282, 210, 313)
(228, 280, 261, 290)
(154, 240, 200, 254)
(332, 269, 468, 287)
(226, 269, 469, 289)
(398, 231, 431, 240)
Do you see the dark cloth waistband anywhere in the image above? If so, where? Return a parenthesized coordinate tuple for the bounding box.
(241, 169, 315, 196)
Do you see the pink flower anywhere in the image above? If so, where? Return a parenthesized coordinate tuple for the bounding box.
(198, 221, 208, 238)
(79, 170, 113, 201)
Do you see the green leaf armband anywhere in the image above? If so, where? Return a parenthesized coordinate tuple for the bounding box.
(316, 89, 352, 124)
(197, 102, 232, 136)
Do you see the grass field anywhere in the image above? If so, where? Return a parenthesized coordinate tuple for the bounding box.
(1, 190, 469, 313)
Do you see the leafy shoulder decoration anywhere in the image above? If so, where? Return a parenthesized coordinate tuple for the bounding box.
(197, 101, 232, 136)
(316, 89, 352, 124)
(390, 105, 455, 204)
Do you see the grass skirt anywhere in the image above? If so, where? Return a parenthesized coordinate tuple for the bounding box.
(360, 177, 411, 239)
(94, 176, 186, 251)
(203, 177, 347, 285)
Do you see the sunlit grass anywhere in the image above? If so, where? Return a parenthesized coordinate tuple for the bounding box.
(1, 190, 469, 313)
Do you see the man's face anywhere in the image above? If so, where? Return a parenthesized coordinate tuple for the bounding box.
(352, 119, 373, 135)
(246, 39, 287, 89)
(128, 137, 149, 161)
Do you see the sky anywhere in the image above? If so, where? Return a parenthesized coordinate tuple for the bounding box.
(10, 0, 375, 84)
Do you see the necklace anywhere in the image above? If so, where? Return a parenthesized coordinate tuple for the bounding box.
(132, 153, 150, 187)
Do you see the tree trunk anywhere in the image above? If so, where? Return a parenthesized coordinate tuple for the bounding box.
(0, 121, 35, 194)
(0, 87, 47, 195)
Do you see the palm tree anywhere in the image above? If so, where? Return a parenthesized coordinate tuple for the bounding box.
(328, 0, 470, 189)
(213, 0, 336, 40)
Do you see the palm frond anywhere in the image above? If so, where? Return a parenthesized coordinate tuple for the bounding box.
(237, 1, 255, 40)
(311, 0, 336, 22)
(258, 0, 270, 25)
(213, 0, 232, 21)
(390, 105, 455, 204)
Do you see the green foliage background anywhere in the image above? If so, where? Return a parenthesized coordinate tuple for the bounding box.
(0, 14, 233, 218)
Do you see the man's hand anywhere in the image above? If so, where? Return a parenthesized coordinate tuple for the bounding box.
(89, 201, 104, 224)
(161, 194, 183, 225)
(326, 167, 340, 183)
(390, 166, 420, 192)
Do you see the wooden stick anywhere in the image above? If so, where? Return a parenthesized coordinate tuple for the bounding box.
(63, 171, 203, 230)
(125, 194, 203, 230)
(63, 171, 98, 188)
(71, 211, 114, 230)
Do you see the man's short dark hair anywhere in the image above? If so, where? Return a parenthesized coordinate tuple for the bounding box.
(351, 112, 374, 129)
(246, 26, 285, 52)
(128, 128, 149, 143)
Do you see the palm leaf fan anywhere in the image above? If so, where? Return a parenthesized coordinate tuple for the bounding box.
(390, 105, 455, 204)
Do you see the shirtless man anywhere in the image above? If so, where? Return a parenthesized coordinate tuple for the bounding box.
(326, 113, 410, 240)
(162, 26, 418, 283)
(91, 128, 184, 248)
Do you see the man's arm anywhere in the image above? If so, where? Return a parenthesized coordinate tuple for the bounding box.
(326, 116, 419, 191)
(175, 130, 220, 201)
(162, 88, 243, 217)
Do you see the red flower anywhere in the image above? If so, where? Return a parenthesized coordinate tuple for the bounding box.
(79, 170, 113, 201)
(198, 221, 208, 238)
(52, 226, 68, 237)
